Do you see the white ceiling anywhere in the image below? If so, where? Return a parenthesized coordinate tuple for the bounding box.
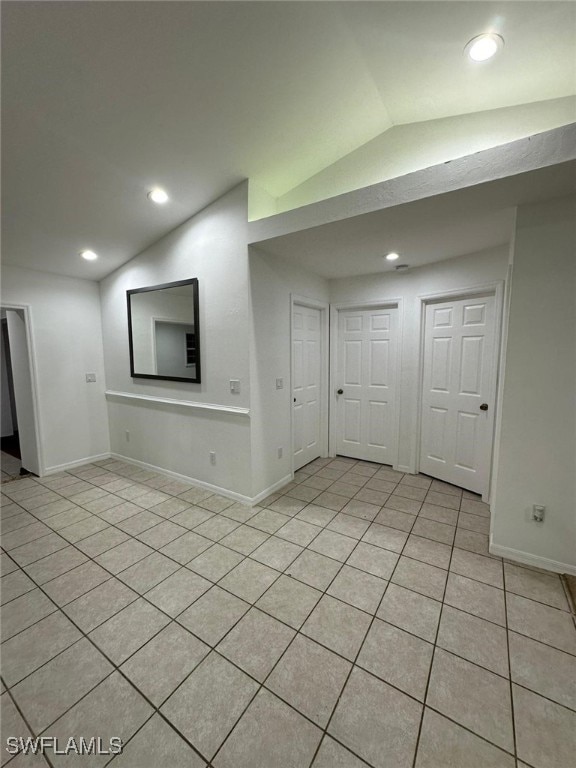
(2, 1, 575, 280)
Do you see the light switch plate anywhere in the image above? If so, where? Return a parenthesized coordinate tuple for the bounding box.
(85, 373, 96, 383)
(230, 379, 240, 394)
(276, 378, 284, 390)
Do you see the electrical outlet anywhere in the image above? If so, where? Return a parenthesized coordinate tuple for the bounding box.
(277, 447, 283, 459)
(532, 504, 545, 523)
(209, 451, 216, 465)
(276, 378, 284, 390)
(85, 373, 96, 383)
(230, 379, 240, 394)
(125, 431, 130, 442)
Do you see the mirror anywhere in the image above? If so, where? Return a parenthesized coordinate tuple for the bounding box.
(127, 278, 201, 382)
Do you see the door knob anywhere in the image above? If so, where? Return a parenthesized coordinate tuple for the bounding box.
(293, 397, 296, 403)
(480, 403, 488, 411)
(337, 389, 344, 395)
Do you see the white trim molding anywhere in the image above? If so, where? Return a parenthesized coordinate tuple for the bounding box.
(105, 390, 250, 416)
(109, 453, 282, 506)
(43, 453, 112, 476)
(490, 538, 576, 576)
(252, 473, 294, 505)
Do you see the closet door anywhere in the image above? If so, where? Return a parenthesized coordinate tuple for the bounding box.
(335, 306, 399, 464)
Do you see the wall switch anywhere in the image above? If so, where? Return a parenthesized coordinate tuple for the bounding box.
(532, 504, 545, 523)
(277, 447, 283, 459)
(209, 451, 216, 465)
(85, 373, 96, 383)
(125, 430, 130, 442)
(230, 379, 240, 394)
(276, 378, 284, 390)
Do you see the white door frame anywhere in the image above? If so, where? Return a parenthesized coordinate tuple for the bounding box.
(0, 303, 45, 476)
(291, 295, 330, 474)
(329, 299, 403, 466)
(414, 281, 505, 502)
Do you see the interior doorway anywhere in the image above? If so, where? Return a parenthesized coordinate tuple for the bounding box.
(291, 297, 329, 472)
(0, 306, 41, 477)
(1, 318, 21, 478)
(418, 290, 501, 498)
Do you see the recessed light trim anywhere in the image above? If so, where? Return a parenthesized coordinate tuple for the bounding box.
(465, 33, 504, 62)
(80, 250, 98, 261)
(148, 187, 169, 204)
(385, 252, 400, 261)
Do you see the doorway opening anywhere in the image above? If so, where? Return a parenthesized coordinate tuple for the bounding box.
(0, 306, 42, 479)
(1, 317, 22, 479)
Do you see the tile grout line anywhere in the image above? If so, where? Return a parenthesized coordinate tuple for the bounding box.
(2, 474, 573, 664)
(409, 495, 458, 768)
(3, 469, 574, 665)
(503, 560, 520, 767)
(1, 675, 56, 768)
(305, 499, 421, 768)
(2, 458, 574, 766)
(1, 549, 214, 767)
(208, 504, 375, 767)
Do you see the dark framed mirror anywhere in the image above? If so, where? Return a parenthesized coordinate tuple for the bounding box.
(127, 278, 201, 383)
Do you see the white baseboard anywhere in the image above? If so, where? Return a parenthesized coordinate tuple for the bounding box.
(489, 539, 576, 576)
(252, 474, 293, 505)
(109, 452, 271, 506)
(42, 453, 112, 476)
(42, 450, 292, 507)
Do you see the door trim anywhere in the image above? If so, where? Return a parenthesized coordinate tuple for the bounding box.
(0, 303, 45, 476)
(414, 281, 505, 502)
(290, 295, 329, 474)
(329, 299, 403, 467)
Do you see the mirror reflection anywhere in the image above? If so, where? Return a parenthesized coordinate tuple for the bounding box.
(127, 278, 200, 382)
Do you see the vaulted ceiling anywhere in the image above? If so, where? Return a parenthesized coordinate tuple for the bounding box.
(2, 1, 575, 279)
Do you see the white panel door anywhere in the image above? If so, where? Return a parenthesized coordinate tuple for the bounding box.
(336, 307, 399, 463)
(6, 310, 40, 475)
(420, 295, 497, 495)
(292, 305, 322, 470)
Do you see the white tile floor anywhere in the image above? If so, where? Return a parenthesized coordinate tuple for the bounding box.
(1, 451, 21, 483)
(1, 456, 575, 768)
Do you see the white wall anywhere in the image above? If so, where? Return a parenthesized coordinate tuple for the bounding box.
(100, 183, 255, 498)
(0, 266, 110, 472)
(249, 247, 329, 496)
(329, 246, 509, 473)
(271, 97, 576, 215)
(491, 195, 576, 571)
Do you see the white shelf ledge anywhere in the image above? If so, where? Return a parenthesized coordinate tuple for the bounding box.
(105, 390, 250, 416)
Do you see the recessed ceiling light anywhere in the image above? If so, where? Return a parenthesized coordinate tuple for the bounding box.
(465, 33, 504, 62)
(385, 252, 400, 261)
(148, 187, 169, 204)
(80, 250, 98, 261)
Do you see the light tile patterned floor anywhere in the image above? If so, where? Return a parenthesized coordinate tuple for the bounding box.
(1, 456, 575, 768)
(1, 451, 21, 483)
